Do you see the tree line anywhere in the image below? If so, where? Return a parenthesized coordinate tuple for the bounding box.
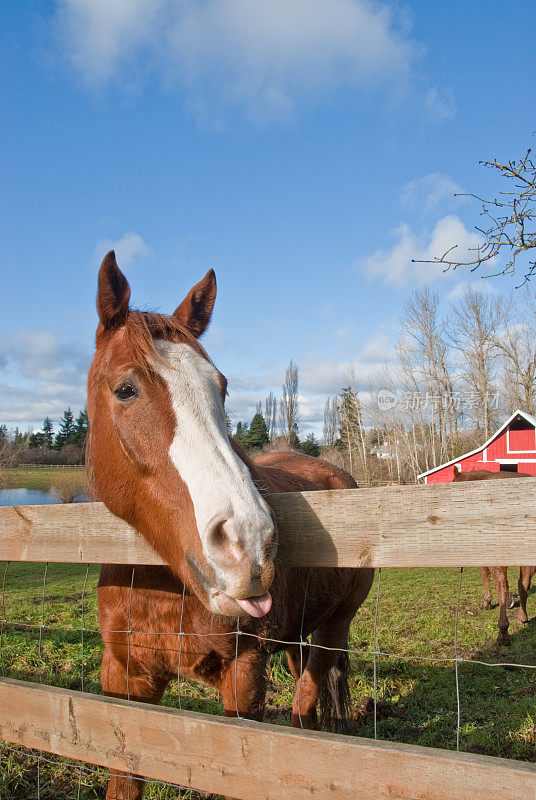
(230, 360, 394, 486)
(231, 361, 321, 458)
(0, 408, 88, 466)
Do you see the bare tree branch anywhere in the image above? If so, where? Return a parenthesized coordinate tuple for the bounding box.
(412, 147, 536, 284)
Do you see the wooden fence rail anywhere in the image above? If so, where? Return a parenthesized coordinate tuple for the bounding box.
(2, 478, 536, 566)
(2, 481, 536, 799)
(1, 678, 536, 800)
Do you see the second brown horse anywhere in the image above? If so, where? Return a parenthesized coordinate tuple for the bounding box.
(453, 465, 535, 645)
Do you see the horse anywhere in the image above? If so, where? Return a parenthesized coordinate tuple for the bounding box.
(452, 465, 535, 645)
(87, 251, 374, 800)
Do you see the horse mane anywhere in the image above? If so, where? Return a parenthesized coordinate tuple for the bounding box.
(121, 310, 213, 381)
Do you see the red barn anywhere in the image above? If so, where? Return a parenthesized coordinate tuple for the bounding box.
(418, 409, 536, 483)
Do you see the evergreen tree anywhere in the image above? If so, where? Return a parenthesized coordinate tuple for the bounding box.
(299, 433, 320, 458)
(42, 417, 54, 448)
(246, 413, 269, 450)
(73, 409, 89, 447)
(55, 407, 75, 449)
(234, 422, 249, 449)
(338, 384, 366, 476)
(29, 431, 46, 449)
(13, 427, 26, 445)
(0, 424, 7, 443)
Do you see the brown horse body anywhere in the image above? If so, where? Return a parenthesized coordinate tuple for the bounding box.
(88, 253, 373, 799)
(453, 466, 535, 645)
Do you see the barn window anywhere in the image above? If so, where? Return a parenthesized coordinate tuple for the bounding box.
(500, 463, 518, 472)
(508, 415, 535, 452)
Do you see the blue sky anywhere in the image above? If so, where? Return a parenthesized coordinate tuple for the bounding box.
(1, 1, 535, 436)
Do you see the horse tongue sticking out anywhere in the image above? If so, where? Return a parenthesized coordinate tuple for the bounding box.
(234, 592, 272, 617)
(219, 591, 273, 617)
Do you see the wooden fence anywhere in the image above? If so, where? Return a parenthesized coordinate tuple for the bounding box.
(2, 478, 536, 799)
(8, 463, 86, 469)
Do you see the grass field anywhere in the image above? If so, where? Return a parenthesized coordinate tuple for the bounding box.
(1, 562, 535, 798)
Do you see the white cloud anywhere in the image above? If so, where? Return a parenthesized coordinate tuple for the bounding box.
(400, 172, 464, 214)
(0, 331, 89, 384)
(334, 325, 352, 341)
(424, 86, 456, 121)
(360, 215, 482, 287)
(300, 357, 383, 393)
(320, 301, 337, 317)
(55, 0, 167, 85)
(445, 279, 499, 302)
(0, 383, 87, 428)
(359, 332, 395, 362)
(95, 232, 150, 267)
(54, 0, 451, 123)
(0, 330, 89, 428)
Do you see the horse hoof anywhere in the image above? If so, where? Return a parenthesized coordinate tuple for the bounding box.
(497, 634, 510, 646)
(519, 614, 529, 624)
(481, 601, 492, 610)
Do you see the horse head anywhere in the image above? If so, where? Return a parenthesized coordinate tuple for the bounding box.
(87, 251, 276, 618)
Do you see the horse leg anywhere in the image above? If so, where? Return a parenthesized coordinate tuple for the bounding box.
(101, 647, 169, 800)
(218, 648, 268, 722)
(290, 613, 354, 732)
(518, 567, 534, 624)
(494, 568, 511, 646)
(286, 643, 309, 681)
(480, 567, 492, 610)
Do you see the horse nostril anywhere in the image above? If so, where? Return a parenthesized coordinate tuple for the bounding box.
(205, 520, 244, 568)
(210, 520, 227, 548)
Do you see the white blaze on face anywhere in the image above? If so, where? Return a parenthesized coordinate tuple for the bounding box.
(153, 339, 273, 580)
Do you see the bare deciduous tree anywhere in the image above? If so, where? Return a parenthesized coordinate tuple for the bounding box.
(322, 396, 339, 446)
(337, 367, 369, 482)
(279, 360, 299, 447)
(264, 391, 278, 442)
(495, 290, 536, 414)
(402, 288, 459, 461)
(413, 147, 536, 282)
(450, 287, 501, 438)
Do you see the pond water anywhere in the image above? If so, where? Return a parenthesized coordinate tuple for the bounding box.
(0, 487, 90, 506)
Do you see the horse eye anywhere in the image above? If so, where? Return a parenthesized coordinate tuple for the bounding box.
(114, 382, 138, 401)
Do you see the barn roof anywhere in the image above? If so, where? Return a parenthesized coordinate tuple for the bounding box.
(417, 409, 536, 481)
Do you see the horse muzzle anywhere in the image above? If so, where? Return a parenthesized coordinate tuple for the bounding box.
(186, 513, 277, 617)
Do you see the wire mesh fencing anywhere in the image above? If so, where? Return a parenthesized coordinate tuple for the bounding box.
(1, 559, 536, 799)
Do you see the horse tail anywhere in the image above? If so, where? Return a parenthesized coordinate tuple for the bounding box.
(319, 650, 352, 734)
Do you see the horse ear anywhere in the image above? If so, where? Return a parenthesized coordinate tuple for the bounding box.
(97, 251, 131, 329)
(172, 269, 216, 338)
(453, 465, 460, 478)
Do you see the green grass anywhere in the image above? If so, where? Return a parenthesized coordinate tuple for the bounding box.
(1, 563, 536, 797)
(1, 468, 87, 492)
